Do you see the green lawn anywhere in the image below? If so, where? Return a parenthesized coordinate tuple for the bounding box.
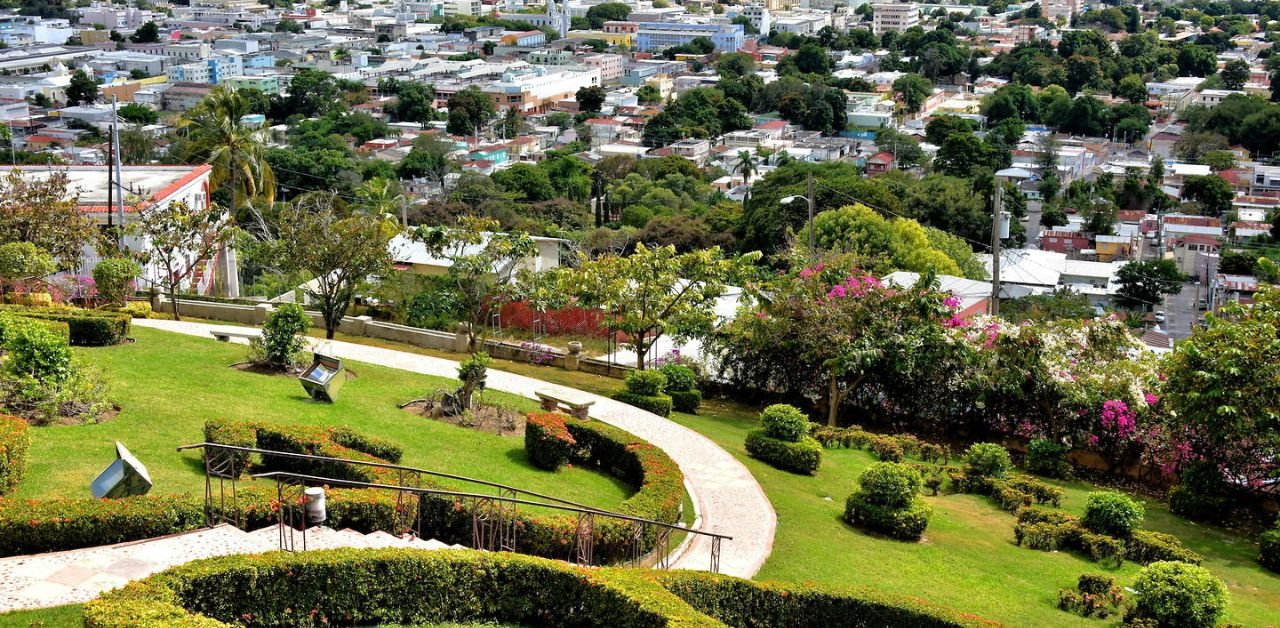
(669, 398, 1280, 627)
(22, 327, 632, 511)
(0, 604, 82, 628)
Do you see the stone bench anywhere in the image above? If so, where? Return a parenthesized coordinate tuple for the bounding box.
(535, 389, 595, 420)
(210, 329, 262, 342)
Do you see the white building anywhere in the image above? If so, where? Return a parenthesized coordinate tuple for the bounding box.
(1043, 0, 1083, 22)
(872, 2, 918, 35)
(0, 165, 235, 296)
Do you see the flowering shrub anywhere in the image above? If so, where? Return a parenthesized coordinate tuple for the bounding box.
(0, 414, 29, 495)
(524, 412, 577, 471)
(518, 341, 557, 366)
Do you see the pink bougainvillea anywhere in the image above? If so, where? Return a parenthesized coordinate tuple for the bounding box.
(1100, 400, 1137, 440)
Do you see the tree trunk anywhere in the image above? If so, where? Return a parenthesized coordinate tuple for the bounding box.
(169, 286, 181, 322)
(828, 373, 840, 427)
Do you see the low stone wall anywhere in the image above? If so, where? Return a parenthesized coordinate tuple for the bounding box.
(153, 296, 633, 379)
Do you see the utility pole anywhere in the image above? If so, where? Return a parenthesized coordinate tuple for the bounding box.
(106, 114, 115, 240)
(807, 173, 816, 259)
(112, 95, 126, 250)
(989, 182, 1004, 316)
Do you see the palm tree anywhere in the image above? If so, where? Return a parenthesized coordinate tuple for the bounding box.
(735, 150, 758, 207)
(179, 85, 276, 235)
(355, 177, 409, 227)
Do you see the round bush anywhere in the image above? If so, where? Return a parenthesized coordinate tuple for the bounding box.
(963, 443, 1012, 478)
(844, 494, 933, 541)
(1129, 561, 1228, 628)
(1026, 438, 1070, 478)
(857, 462, 921, 508)
(871, 436, 904, 462)
(744, 430, 822, 475)
(92, 258, 141, 305)
(1168, 460, 1229, 524)
(623, 369, 667, 396)
(658, 363, 698, 392)
(760, 403, 810, 442)
(1082, 491, 1144, 538)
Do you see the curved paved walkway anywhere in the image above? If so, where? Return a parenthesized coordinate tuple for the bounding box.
(134, 318, 776, 578)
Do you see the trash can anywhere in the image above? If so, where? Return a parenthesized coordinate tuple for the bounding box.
(305, 486, 327, 524)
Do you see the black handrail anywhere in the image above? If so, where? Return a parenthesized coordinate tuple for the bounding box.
(178, 442, 612, 515)
(252, 470, 732, 540)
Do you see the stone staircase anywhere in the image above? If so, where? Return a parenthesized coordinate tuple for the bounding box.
(0, 525, 461, 612)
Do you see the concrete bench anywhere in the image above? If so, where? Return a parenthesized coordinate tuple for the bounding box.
(210, 329, 262, 342)
(535, 389, 595, 420)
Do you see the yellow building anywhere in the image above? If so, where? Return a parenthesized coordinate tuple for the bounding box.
(566, 30, 633, 47)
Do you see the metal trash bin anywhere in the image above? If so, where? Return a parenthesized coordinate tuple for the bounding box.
(305, 487, 327, 524)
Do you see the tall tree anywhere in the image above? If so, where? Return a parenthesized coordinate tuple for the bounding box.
(576, 85, 607, 113)
(390, 82, 437, 128)
(130, 20, 160, 43)
(354, 177, 408, 226)
(446, 86, 496, 136)
(552, 244, 759, 369)
(1182, 174, 1234, 217)
(1220, 60, 1250, 91)
(131, 200, 236, 321)
(1115, 259, 1183, 310)
(273, 194, 397, 339)
(66, 69, 98, 106)
(0, 169, 97, 270)
(414, 216, 536, 351)
(735, 149, 757, 207)
(892, 74, 932, 116)
(179, 86, 277, 235)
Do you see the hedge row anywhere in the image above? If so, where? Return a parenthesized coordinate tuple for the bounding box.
(525, 411, 577, 471)
(744, 430, 823, 475)
(0, 414, 29, 495)
(1013, 507, 1202, 567)
(0, 485, 400, 557)
(83, 549, 994, 627)
(0, 304, 130, 346)
(203, 419, 404, 484)
(424, 415, 685, 563)
(612, 390, 674, 417)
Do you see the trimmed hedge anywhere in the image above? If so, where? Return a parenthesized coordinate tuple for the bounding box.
(1013, 507, 1200, 567)
(744, 430, 822, 475)
(844, 463, 932, 541)
(204, 419, 401, 484)
(0, 414, 29, 495)
(1126, 530, 1203, 566)
(612, 390, 674, 417)
(83, 549, 995, 627)
(669, 389, 703, 414)
(525, 411, 578, 471)
(656, 570, 994, 628)
(0, 304, 130, 346)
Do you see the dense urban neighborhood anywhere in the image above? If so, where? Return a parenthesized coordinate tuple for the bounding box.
(0, 0, 1279, 625)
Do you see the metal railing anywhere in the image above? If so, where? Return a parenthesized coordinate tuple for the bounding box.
(178, 442, 731, 573)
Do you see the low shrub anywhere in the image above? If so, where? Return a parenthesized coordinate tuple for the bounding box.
(0, 305, 130, 346)
(1005, 476, 1063, 507)
(658, 569, 988, 627)
(996, 485, 1033, 513)
(327, 426, 403, 464)
(962, 443, 1012, 479)
(0, 494, 205, 556)
(669, 389, 702, 414)
(610, 390, 673, 417)
(871, 435, 905, 462)
(202, 418, 257, 476)
(744, 430, 822, 475)
(1077, 531, 1125, 565)
(894, 434, 923, 456)
(919, 442, 948, 464)
(1026, 438, 1071, 479)
(117, 302, 152, 319)
(1127, 561, 1228, 628)
(812, 426, 874, 450)
(844, 494, 933, 541)
(844, 462, 931, 541)
(1125, 530, 1202, 566)
(1, 319, 110, 425)
(658, 363, 697, 392)
(1260, 525, 1280, 573)
(92, 258, 141, 306)
(1017, 506, 1076, 526)
(1082, 491, 1144, 539)
(622, 369, 667, 396)
(923, 471, 944, 496)
(524, 412, 578, 471)
(1014, 521, 1078, 551)
(81, 550, 996, 628)
(4, 319, 71, 383)
(1058, 573, 1124, 619)
(248, 303, 310, 372)
(1168, 460, 1230, 524)
(0, 414, 29, 495)
(759, 403, 810, 441)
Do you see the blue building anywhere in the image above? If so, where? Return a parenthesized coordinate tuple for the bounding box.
(634, 23, 744, 53)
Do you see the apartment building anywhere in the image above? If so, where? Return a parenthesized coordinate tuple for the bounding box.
(871, 2, 918, 35)
(635, 22, 744, 53)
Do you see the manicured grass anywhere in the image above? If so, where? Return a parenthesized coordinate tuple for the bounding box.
(668, 397, 1280, 627)
(0, 604, 82, 627)
(22, 327, 632, 512)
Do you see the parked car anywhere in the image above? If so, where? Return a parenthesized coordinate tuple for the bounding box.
(1197, 299, 1208, 311)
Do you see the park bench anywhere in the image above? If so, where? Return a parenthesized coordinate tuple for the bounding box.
(209, 329, 262, 342)
(535, 389, 595, 420)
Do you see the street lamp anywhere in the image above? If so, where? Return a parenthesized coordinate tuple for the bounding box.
(782, 176, 817, 256)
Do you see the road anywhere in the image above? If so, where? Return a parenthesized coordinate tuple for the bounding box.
(1162, 281, 1202, 341)
(1024, 200, 1042, 246)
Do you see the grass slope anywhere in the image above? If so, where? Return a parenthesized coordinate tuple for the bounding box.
(20, 327, 631, 511)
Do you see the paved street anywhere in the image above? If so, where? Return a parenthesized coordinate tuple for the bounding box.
(1024, 200, 1042, 246)
(1162, 281, 1202, 341)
